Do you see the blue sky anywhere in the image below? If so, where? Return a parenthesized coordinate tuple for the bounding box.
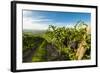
(23, 10, 91, 30)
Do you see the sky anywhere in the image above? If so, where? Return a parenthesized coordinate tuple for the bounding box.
(23, 10, 91, 30)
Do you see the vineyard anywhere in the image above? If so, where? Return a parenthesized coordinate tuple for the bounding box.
(22, 21, 91, 62)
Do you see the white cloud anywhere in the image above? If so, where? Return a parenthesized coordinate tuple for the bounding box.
(23, 10, 32, 16)
(23, 17, 49, 30)
(23, 10, 45, 20)
(23, 16, 75, 30)
(54, 22, 75, 28)
(23, 10, 54, 30)
(23, 10, 75, 30)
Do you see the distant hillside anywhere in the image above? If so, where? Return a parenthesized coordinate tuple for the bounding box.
(23, 29, 46, 34)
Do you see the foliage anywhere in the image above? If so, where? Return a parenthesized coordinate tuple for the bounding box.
(23, 21, 91, 62)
